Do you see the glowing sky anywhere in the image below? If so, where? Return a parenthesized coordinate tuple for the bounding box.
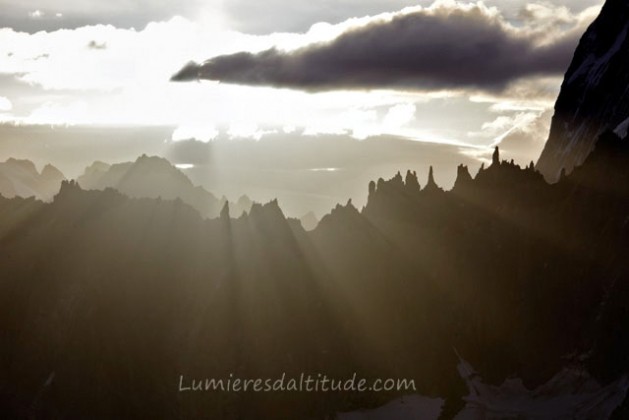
(0, 0, 603, 168)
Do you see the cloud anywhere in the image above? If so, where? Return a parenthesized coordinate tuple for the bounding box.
(463, 109, 553, 165)
(87, 40, 106, 50)
(0, 0, 213, 33)
(28, 10, 44, 19)
(172, 1, 590, 92)
(0, 0, 598, 167)
(0, 0, 600, 35)
(221, 0, 428, 34)
(495, 109, 552, 155)
(172, 123, 219, 143)
(383, 103, 416, 128)
(469, 76, 562, 112)
(0, 96, 12, 111)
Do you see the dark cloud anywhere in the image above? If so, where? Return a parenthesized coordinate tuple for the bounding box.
(172, 5, 580, 91)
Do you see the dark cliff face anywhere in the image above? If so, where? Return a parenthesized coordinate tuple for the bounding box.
(537, 0, 629, 182)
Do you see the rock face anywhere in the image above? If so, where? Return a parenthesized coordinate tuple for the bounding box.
(537, 0, 629, 182)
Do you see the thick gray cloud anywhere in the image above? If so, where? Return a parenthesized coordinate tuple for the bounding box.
(171, 5, 581, 92)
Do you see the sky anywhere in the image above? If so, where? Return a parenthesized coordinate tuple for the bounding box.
(0, 0, 605, 213)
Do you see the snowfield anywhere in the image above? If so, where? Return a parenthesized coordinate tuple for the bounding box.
(339, 357, 629, 420)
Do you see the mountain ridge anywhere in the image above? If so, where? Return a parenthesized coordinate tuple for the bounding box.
(537, 0, 629, 181)
(0, 158, 65, 201)
(3, 131, 629, 417)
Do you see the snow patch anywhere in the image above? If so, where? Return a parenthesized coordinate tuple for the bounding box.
(614, 116, 629, 139)
(338, 357, 629, 420)
(453, 357, 629, 420)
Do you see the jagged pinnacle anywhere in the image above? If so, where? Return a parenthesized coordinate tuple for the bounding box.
(492, 146, 500, 166)
(428, 166, 435, 185)
(405, 170, 421, 192)
(368, 180, 376, 196)
(423, 166, 441, 192)
(453, 164, 472, 190)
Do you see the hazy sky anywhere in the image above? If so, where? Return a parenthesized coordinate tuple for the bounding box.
(0, 0, 604, 182)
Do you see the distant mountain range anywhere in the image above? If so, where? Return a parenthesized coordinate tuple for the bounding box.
(0, 154, 255, 218)
(76, 154, 253, 219)
(0, 158, 64, 201)
(0, 155, 324, 227)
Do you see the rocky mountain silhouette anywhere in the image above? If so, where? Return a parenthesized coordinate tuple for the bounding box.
(3, 135, 629, 418)
(4, 2, 629, 418)
(0, 158, 65, 201)
(537, 0, 629, 181)
(77, 154, 253, 218)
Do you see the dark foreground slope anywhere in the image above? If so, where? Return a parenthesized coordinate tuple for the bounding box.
(2, 134, 629, 418)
